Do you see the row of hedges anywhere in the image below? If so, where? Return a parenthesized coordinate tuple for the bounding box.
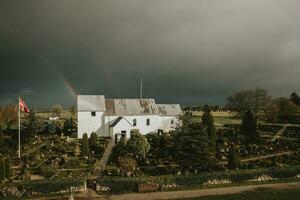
(95, 166, 300, 194)
(141, 165, 181, 176)
(1, 177, 85, 195)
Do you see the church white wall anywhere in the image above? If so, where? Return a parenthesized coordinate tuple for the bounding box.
(77, 111, 104, 138)
(77, 113, 181, 138)
(108, 115, 161, 137)
(160, 116, 180, 132)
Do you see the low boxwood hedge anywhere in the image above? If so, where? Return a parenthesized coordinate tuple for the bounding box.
(96, 166, 300, 194)
(2, 177, 85, 194)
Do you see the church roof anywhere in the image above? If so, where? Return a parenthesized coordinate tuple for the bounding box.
(77, 95, 182, 116)
(157, 104, 182, 116)
(77, 95, 106, 111)
(105, 98, 159, 116)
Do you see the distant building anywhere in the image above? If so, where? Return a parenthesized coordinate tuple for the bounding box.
(77, 95, 182, 138)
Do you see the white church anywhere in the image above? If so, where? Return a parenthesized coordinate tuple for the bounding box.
(77, 95, 182, 138)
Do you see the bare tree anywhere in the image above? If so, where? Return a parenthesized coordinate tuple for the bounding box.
(0, 105, 18, 130)
(52, 104, 63, 117)
(226, 88, 271, 119)
(252, 88, 271, 119)
(70, 105, 76, 117)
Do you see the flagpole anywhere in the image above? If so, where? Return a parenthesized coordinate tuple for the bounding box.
(18, 97, 21, 159)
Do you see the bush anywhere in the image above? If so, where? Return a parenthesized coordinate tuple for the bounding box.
(2, 177, 85, 195)
(141, 165, 181, 176)
(95, 166, 300, 194)
(39, 165, 57, 178)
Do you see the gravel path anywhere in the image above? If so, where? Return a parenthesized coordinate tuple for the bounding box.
(31, 181, 300, 200)
(107, 182, 300, 200)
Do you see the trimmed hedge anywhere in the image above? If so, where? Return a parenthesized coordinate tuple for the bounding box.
(2, 177, 85, 194)
(141, 165, 181, 176)
(96, 166, 300, 194)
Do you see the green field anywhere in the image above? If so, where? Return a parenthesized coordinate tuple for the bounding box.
(192, 116, 241, 126)
(180, 188, 300, 200)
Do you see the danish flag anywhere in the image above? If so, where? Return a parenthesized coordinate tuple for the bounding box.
(19, 98, 30, 113)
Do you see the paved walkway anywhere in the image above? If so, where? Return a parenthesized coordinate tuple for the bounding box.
(96, 138, 116, 171)
(106, 181, 300, 200)
(271, 125, 287, 142)
(219, 151, 294, 165)
(32, 181, 300, 200)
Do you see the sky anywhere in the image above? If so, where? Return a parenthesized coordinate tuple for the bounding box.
(0, 0, 300, 108)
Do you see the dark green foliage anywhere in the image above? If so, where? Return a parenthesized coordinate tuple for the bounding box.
(267, 97, 300, 123)
(6, 178, 85, 194)
(126, 133, 150, 162)
(89, 132, 98, 149)
(43, 121, 59, 135)
(81, 133, 90, 156)
(24, 108, 41, 138)
(146, 133, 174, 165)
(228, 144, 239, 170)
(95, 166, 300, 194)
(241, 110, 258, 141)
(0, 126, 3, 147)
(174, 113, 215, 172)
(112, 137, 128, 163)
(39, 165, 57, 178)
(0, 156, 5, 180)
(0, 155, 11, 180)
(141, 165, 181, 176)
(4, 156, 10, 179)
(290, 92, 300, 106)
(89, 132, 106, 156)
(63, 117, 76, 136)
(202, 105, 217, 152)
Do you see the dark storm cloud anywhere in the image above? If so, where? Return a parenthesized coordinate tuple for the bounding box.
(0, 0, 300, 107)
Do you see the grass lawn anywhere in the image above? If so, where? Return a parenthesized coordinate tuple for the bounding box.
(179, 188, 300, 200)
(191, 115, 241, 126)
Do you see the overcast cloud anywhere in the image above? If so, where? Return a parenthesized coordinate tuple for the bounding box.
(0, 0, 300, 108)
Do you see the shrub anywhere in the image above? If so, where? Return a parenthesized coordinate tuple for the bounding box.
(95, 166, 300, 194)
(2, 177, 85, 195)
(39, 165, 57, 178)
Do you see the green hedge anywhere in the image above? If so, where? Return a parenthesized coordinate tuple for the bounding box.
(96, 166, 300, 194)
(3, 177, 85, 194)
(0, 156, 11, 180)
(141, 165, 181, 176)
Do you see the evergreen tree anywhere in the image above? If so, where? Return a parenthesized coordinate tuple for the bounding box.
(89, 132, 98, 147)
(89, 132, 98, 154)
(4, 156, 11, 179)
(290, 92, 300, 106)
(0, 155, 11, 180)
(0, 156, 5, 180)
(25, 108, 41, 138)
(241, 110, 258, 142)
(81, 133, 90, 156)
(228, 144, 239, 170)
(201, 105, 217, 152)
(146, 132, 173, 164)
(63, 117, 76, 136)
(112, 136, 128, 163)
(0, 126, 4, 147)
(174, 113, 215, 172)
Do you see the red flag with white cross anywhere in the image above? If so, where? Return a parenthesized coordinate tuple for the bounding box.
(19, 98, 30, 113)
